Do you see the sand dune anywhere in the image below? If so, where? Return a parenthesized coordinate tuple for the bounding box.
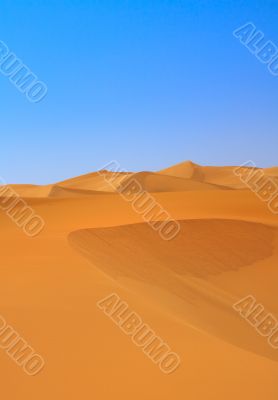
(1, 161, 278, 400)
(57, 171, 132, 192)
(8, 184, 53, 197)
(7, 161, 277, 200)
(68, 219, 278, 361)
(160, 160, 278, 189)
(118, 171, 230, 192)
(48, 185, 114, 197)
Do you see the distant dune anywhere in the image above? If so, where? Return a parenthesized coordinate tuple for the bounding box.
(160, 160, 278, 189)
(117, 171, 231, 192)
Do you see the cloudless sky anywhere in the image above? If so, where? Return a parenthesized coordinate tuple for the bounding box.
(1, 0, 278, 184)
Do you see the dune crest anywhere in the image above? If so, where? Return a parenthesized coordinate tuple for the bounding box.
(2, 160, 278, 399)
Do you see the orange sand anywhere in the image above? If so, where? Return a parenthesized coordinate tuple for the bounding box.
(1, 161, 278, 399)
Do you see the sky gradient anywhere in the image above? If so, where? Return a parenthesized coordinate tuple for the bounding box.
(1, 0, 278, 184)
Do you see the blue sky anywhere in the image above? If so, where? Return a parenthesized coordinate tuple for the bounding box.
(1, 0, 278, 184)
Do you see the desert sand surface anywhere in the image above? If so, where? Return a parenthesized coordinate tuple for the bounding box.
(1, 161, 278, 399)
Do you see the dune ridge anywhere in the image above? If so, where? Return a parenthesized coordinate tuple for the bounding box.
(1, 161, 278, 399)
(4, 160, 278, 199)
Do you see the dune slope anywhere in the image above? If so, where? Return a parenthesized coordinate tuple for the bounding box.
(69, 219, 278, 362)
(1, 161, 278, 400)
